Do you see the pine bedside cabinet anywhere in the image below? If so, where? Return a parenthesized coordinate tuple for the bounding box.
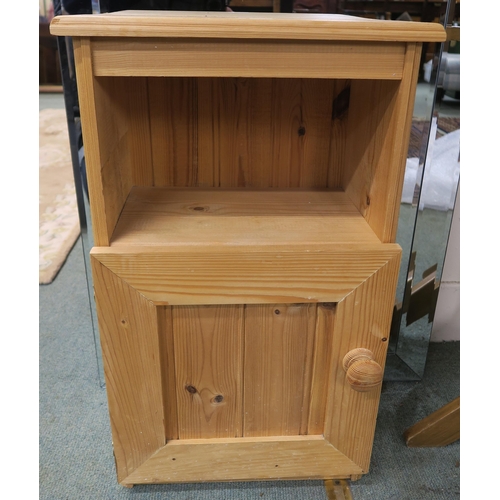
(50, 11, 445, 488)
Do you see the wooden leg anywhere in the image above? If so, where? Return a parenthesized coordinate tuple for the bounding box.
(324, 479, 353, 500)
(404, 396, 460, 447)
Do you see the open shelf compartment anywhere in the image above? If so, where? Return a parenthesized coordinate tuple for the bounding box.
(79, 75, 419, 248)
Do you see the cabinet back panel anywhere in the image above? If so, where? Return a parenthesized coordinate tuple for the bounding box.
(144, 77, 349, 189)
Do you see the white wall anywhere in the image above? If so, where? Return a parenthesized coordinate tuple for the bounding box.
(430, 184, 460, 341)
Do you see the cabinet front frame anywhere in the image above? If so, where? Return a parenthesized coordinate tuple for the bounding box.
(91, 245, 400, 485)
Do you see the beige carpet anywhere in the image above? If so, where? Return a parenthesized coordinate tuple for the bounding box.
(39, 108, 80, 284)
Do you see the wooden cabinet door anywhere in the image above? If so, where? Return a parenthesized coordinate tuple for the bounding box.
(91, 244, 400, 486)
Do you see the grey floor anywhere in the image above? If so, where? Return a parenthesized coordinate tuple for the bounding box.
(39, 90, 460, 499)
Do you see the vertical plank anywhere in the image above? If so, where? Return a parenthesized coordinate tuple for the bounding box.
(197, 78, 336, 189)
(271, 79, 335, 188)
(343, 43, 421, 243)
(245, 79, 275, 187)
(297, 78, 337, 187)
(324, 252, 401, 471)
(244, 304, 317, 437)
(197, 78, 275, 188)
(91, 258, 165, 483)
(328, 80, 351, 189)
(197, 77, 219, 187)
(173, 305, 244, 439)
(121, 76, 154, 187)
(307, 303, 336, 434)
(158, 306, 179, 441)
(270, 78, 301, 188)
(216, 78, 274, 188)
(216, 78, 251, 187)
(148, 77, 197, 187)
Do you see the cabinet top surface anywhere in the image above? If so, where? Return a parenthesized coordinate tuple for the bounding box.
(50, 10, 445, 42)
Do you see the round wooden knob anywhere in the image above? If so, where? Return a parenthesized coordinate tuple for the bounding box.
(342, 348, 383, 392)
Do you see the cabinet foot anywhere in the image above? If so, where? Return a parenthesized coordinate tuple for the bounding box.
(324, 479, 353, 500)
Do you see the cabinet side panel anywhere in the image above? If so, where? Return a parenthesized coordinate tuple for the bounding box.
(173, 305, 244, 439)
(384, 43, 422, 240)
(95, 77, 154, 229)
(343, 43, 421, 243)
(74, 40, 155, 244)
(243, 304, 317, 437)
(343, 78, 399, 241)
(72, 38, 117, 245)
(91, 257, 165, 483)
(148, 77, 198, 187)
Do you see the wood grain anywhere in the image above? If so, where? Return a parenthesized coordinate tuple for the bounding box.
(71, 42, 154, 245)
(270, 79, 336, 187)
(324, 252, 401, 472)
(50, 11, 446, 42)
(201, 78, 275, 188)
(328, 80, 351, 189)
(343, 43, 421, 243)
(72, 38, 112, 246)
(124, 435, 363, 484)
(148, 77, 197, 187)
(404, 397, 460, 447)
(123, 77, 348, 190)
(91, 258, 165, 483)
(307, 303, 336, 434)
(90, 244, 402, 306)
(173, 305, 244, 439)
(157, 307, 178, 441)
(65, 10, 427, 485)
(110, 187, 379, 248)
(195, 78, 344, 188)
(90, 38, 406, 79)
(243, 304, 317, 437)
